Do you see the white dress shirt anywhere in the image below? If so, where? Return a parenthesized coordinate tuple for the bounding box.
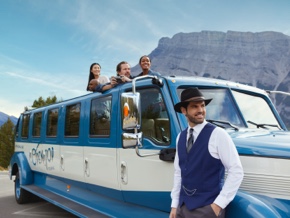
(171, 120, 244, 209)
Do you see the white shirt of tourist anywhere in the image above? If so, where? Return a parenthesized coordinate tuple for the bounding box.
(170, 120, 244, 209)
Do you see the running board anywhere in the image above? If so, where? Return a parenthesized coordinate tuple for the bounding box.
(22, 184, 169, 218)
(22, 184, 108, 217)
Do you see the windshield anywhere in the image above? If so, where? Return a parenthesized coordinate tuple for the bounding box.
(177, 88, 281, 130)
(201, 89, 244, 127)
(232, 90, 281, 129)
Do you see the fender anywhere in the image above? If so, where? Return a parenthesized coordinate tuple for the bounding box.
(9, 152, 33, 185)
(227, 190, 290, 218)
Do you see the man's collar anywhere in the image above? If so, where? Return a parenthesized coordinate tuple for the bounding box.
(188, 120, 207, 134)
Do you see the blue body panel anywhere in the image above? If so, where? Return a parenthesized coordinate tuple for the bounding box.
(231, 130, 290, 158)
(9, 152, 33, 185)
(227, 191, 290, 218)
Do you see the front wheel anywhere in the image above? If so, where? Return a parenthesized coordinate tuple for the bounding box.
(14, 172, 32, 204)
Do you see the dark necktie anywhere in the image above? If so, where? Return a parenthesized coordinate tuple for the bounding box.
(187, 128, 194, 152)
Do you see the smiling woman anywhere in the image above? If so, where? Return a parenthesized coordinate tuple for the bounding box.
(86, 63, 102, 91)
(134, 55, 161, 78)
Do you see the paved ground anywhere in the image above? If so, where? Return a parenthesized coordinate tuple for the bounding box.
(0, 171, 76, 218)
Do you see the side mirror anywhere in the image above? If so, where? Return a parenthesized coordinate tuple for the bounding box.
(122, 132, 142, 148)
(121, 92, 141, 130)
(122, 132, 162, 157)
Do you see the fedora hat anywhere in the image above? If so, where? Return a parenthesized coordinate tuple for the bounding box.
(174, 87, 212, 113)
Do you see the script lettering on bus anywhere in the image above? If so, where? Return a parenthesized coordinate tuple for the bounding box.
(30, 144, 54, 170)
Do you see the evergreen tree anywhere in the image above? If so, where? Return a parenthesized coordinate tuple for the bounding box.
(0, 119, 15, 168)
(31, 95, 60, 108)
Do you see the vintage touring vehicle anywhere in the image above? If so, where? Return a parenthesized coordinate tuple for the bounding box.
(9, 75, 290, 217)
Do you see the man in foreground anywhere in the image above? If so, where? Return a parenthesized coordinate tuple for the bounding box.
(170, 87, 244, 218)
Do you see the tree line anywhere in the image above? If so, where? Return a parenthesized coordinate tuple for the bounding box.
(0, 96, 59, 169)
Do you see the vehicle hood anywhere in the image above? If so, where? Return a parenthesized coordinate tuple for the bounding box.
(228, 129, 290, 158)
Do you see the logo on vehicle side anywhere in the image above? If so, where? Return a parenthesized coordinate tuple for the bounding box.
(30, 144, 54, 169)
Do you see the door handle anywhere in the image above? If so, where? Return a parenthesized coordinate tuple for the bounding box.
(60, 155, 65, 171)
(121, 161, 128, 185)
(84, 158, 90, 177)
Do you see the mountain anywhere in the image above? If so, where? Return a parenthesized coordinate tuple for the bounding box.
(0, 112, 18, 126)
(131, 31, 290, 128)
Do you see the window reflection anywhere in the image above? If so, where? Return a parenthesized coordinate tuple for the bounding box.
(202, 89, 243, 127)
(21, 114, 30, 138)
(47, 108, 58, 137)
(65, 103, 81, 137)
(232, 91, 280, 129)
(32, 112, 42, 137)
(138, 88, 170, 145)
(90, 96, 112, 137)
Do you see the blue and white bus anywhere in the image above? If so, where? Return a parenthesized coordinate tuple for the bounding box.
(9, 75, 290, 217)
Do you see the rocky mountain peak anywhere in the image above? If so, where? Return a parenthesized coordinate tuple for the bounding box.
(132, 31, 290, 128)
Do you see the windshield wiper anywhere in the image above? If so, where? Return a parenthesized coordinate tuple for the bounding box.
(247, 120, 281, 130)
(207, 119, 239, 131)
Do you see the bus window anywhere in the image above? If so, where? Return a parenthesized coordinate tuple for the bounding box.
(32, 112, 42, 137)
(21, 114, 30, 138)
(139, 88, 170, 145)
(46, 108, 59, 137)
(65, 103, 81, 137)
(90, 96, 112, 137)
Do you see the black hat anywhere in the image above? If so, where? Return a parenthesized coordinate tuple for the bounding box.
(174, 88, 212, 113)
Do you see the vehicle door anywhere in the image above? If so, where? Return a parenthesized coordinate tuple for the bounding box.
(84, 93, 122, 200)
(60, 102, 85, 182)
(43, 107, 62, 177)
(118, 85, 178, 211)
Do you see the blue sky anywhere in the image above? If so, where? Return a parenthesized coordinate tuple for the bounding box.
(1, 0, 290, 117)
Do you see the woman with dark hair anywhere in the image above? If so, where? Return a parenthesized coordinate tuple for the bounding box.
(86, 63, 109, 91)
(135, 55, 161, 78)
(86, 63, 101, 91)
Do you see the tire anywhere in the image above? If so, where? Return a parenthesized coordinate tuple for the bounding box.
(14, 172, 32, 204)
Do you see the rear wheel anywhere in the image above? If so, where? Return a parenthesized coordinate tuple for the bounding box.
(14, 172, 32, 204)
